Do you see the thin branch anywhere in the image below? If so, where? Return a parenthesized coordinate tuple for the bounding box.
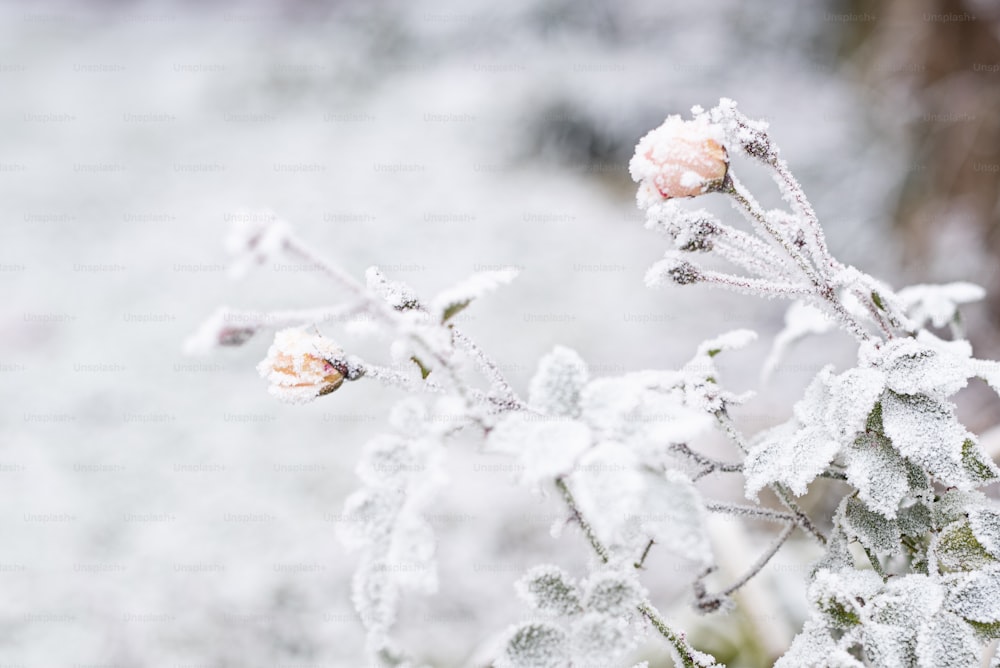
(451, 327, 526, 408)
(670, 443, 742, 479)
(718, 522, 795, 598)
(634, 539, 655, 569)
(554, 477, 719, 666)
(704, 501, 796, 525)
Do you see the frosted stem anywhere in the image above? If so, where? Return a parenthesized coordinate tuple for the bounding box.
(451, 327, 526, 408)
(704, 501, 797, 525)
(718, 522, 795, 598)
(554, 477, 719, 666)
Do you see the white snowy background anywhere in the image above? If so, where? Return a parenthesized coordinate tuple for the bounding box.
(0, 0, 977, 665)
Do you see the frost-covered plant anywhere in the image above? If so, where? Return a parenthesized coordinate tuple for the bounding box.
(186, 99, 1000, 667)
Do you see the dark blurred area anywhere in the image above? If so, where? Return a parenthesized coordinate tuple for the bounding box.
(834, 0, 1000, 355)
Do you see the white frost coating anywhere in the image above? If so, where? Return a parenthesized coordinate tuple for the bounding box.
(256, 327, 345, 403)
(365, 266, 420, 310)
(183, 306, 254, 355)
(898, 281, 985, 329)
(866, 336, 970, 401)
(696, 328, 757, 357)
(968, 508, 1000, 559)
(528, 346, 589, 418)
(514, 564, 582, 617)
(224, 211, 290, 279)
(881, 392, 997, 489)
(744, 368, 841, 497)
(430, 268, 519, 320)
(824, 366, 884, 443)
(579, 373, 713, 452)
(775, 618, 862, 668)
(914, 611, 979, 668)
(571, 442, 644, 551)
(496, 621, 569, 668)
(762, 301, 835, 382)
(842, 436, 911, 519)
(944, 566, 1000, 623)
(487, 413, 592, 486)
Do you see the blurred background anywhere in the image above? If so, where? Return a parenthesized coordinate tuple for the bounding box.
(2, 0, 999, 665)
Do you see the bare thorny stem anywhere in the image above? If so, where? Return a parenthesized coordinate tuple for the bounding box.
(554, 477, 718, 667)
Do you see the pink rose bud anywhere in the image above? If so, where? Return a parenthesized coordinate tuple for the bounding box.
(629, 116, 728, 207)
(257, 328, 346, 404)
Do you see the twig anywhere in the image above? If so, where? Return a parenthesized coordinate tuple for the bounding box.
(634, 539, 655, 569)
(554, 477, 719, 666)
(451, 327, 526, 409)
(718, 523, 795, 598)
(704, 501, 796, 525)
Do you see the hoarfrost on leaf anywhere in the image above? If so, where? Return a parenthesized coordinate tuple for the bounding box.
(497, 622, 569, 668)
(968, 508, 1000, 560)
(581, 570, 645, 618)
(944, 565, 1000, 624)
(914, 611, 979, 668)
(487, 413, 591, 486)
(841, 496, 901, 555)
(881, 392, 998, 489)
(843, 428, 910, 519)
(514, 565, 582, 617)
(744, 367, 841, 497)
(775, 618, 862, 668)
(430, 268, 518, 322)
(568, 612, 636, 667)
(528, 347, 589, 418)
(897, 281, 985, 329)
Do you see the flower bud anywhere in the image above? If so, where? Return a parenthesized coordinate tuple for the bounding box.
(629, 116, 728, 207)
(257, 328, 347, 403)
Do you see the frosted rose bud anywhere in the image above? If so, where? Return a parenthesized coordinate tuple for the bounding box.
(257, 328, 346, 404)
(629, 116, 728, 207)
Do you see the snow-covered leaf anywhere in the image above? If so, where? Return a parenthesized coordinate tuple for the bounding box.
(775, 618, 862, 668)
(568, 613, 636, 667)
(581, 570, 645, 618)
(945, 566, 1000, 624)
(881, 392, 996, 489)
(915, 611, 979, 668)
(515, 565, 582, 617)
(528, 347, 588, 418)
(842, 427, 910, 519)
(641, 470, 713, 568)
(968, 508, 1000, 560)
(430, 269, 518, 322)
(695, 329, 757, 359)
(497, 621, 569, 668)
(824, 367, 884, 444)
(935, 520, 998, 573)
(571, 446, 711, 567)
(487, 413, 591, 486)
(874, 337, 970, 400)
(809, 568, 883, 629)
(841, 496, 901, 556)
(897, 282, 985, 329)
